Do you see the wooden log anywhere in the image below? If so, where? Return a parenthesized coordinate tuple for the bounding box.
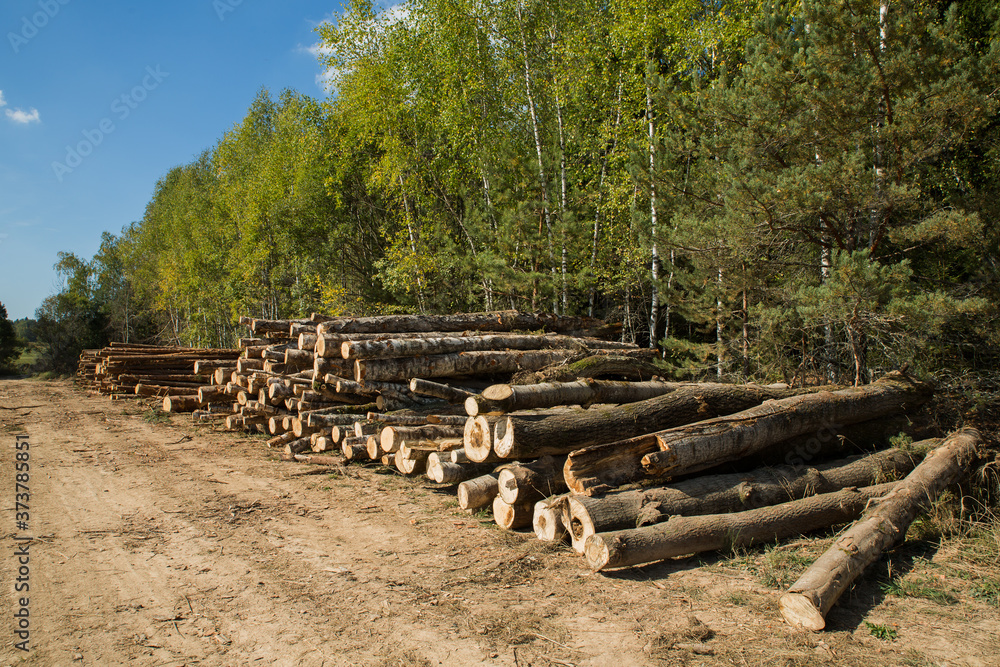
(197, 385, 230, 403)
(497, 456, 568, 505)
(641, 372, 932, 480)
(463, 415, 502, 462)
(425, 415, 470, 426)
(236, 358, 265, 374)
(458, 473, 501, 511)
(563, 447, 923, 553)
(282, 436, 311, 456)
(297, 333, 318, 351)
(307, 413, 365, 428)
(355, 349, 585, 383)
(311, 436, 333, 453)
(778, 429, 982, 631)
(534, 495, 569, 542)
(394, 448, 427, 475)
(342, 438, 369, 461)
(516, 353, 662, 383)
(380, 424, 466, 454)
(497, 383, 813, 464)
(409, 378, 477, 404)
(585, 483, 896, 571)
(469, 379, 681, 416)
(342, 333, 638, 360)
(250, 317, 313, 335)
(493, 496, 535, 530)
(317, 310, 616, 337)
(267, 431, 298, 449)
(562, 376, 927, 496)
(285, 348, 315, 365)
(163, 395, 201, 412)
(293, 453, 341, 466)
(426, 455, 496, 484)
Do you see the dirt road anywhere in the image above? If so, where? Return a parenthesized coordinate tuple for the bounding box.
(0, 378, 995, 666)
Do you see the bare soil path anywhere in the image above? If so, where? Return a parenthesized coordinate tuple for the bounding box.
(0, 378, 995, 666)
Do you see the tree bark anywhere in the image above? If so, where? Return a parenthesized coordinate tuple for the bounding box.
(533, 495, 569, 542)
(380, 425, 466, 454)
(493, 495, 534, 530)
(497, 455, 568, 505)
(468, 379, 681, 415)
(426, 455, 495, 484)
(497, 383, 817, 462)
(641, 372, 932, 479)
(162, 395, 201, 412)
(512, 354, 663, 384)
(779, 429, 981, 631)
(316, 310, 616, 338)
(564, 447, 922, 553)
(586, 483, 896, 571)
(409, 378, 476, 404)
(293, 453, 341, 466)
(342, 333, 637, 360)
(458, 473, 501, 511)
(356, 349, 587, 383)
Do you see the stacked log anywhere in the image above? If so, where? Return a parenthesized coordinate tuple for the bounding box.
(77, 313, 955, 586)
(76, 343, 242, 408)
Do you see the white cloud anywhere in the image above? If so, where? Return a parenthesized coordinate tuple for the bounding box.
(0, 91, 41, 124)
(5, 107, 40, 124)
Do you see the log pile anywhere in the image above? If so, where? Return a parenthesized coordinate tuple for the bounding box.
(77, 342, 242, 405)
(78, 311, 974, 631)
(210, 310, 646, 466)
(238, 312, 942, 582)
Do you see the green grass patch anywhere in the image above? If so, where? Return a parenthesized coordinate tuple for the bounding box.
(758, 545, 814, 589)
(881, 577, 958, 605)
(972, 579, 1000, 607)
(142, 408, 171, 425)
(865, 621, 898, 641)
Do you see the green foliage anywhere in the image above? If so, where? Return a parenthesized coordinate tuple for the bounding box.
(34, 0, 1000, 391)
(0, 303, 23, 375)
(33, 255, 109, 374)
(881, 576, 958, 605)
(865, 621, 899, 641)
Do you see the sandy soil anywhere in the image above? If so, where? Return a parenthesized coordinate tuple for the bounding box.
(0, 377, 996, 666)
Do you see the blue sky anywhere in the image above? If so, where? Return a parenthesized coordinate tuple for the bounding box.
(0, 0, 353, 320)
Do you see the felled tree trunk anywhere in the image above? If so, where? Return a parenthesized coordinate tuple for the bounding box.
(494, 383, 812, 462)
(564, 373, 929, 495)
(586, 484, 895, 571)
(533, 495, 569, 542)
(316, 310, 616, 337)
(493, 495, 535, 530)
(355, 349, 584, 383)
(641, 372, 932, 479)
(497, 455, 567, 505)
(468, 379, 682, 416)
(564, 447, 922, 552)
(409, 378, 476, 404)
(779, 429, 981, 631)
(342, 333, 636, 360)
(458, 473, 501, 511)
(163, 395, 201, 412)
(379, 425, 466, 454)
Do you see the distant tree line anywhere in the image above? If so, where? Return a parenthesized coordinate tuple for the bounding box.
(35, 0, 1000, 382)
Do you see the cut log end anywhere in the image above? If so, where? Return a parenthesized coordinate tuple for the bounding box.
(583, 535, 612, 571)
(778, 593, 827, 632)
(533, 497, 567, 542)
